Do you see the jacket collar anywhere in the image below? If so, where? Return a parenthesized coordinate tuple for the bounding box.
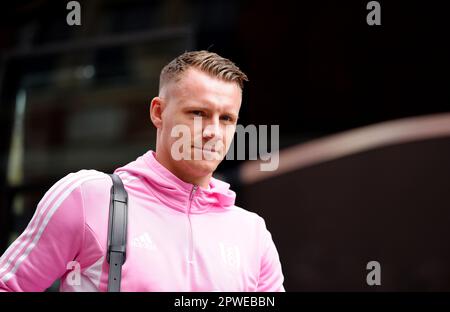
(115, 150, 236, 214)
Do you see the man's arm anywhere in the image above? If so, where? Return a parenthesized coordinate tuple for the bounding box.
(257, 218, 286, 292)
(0, 171, 89, 291)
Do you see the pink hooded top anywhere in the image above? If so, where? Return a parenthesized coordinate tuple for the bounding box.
(0, 150, 285, 292)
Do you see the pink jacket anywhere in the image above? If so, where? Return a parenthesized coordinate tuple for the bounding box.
(0, 150, 285, 291)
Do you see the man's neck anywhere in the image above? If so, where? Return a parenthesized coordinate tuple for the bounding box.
(177, 172, 211, 189)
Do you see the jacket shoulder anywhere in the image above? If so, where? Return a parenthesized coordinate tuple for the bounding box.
(227, 204, 267, 227)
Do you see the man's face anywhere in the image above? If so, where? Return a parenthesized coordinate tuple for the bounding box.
(151, 67, 242, 181)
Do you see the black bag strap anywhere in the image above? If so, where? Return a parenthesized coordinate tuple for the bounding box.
(107, 173, 128, 292)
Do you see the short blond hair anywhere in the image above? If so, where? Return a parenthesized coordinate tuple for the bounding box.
(159, 50, 248, 91)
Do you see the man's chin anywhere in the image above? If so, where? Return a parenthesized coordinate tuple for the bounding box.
(186, 158, 220, 175)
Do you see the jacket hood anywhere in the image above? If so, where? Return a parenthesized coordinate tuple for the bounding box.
(114, 150, 236, 214)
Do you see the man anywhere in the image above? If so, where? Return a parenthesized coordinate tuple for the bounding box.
(0, 51, 285, 291)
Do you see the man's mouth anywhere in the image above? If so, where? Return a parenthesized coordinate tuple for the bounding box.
(192, 146, 218, 153)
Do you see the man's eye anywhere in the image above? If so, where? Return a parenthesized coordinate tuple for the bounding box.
(191, 111, 205, 117)
(221, 115, 233, 122)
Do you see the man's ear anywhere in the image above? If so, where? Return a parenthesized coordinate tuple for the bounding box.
(150, 97, 164, 128)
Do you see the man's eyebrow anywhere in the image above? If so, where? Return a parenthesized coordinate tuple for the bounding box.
(185, 103, 236, 116)
(183, 104, 208, 110)
(184, 104, 239, 118)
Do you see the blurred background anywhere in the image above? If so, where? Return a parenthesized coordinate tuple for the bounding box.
(0, 0, 449, 291)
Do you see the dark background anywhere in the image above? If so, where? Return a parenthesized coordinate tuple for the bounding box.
(0, 0, 449, 291)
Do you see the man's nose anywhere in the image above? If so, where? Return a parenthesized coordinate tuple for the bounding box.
(202, 118, 222, 139)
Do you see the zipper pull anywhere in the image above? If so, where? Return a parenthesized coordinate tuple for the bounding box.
(189, 185, 198, 201)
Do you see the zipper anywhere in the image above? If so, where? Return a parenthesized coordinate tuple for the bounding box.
(187, 185, 198, 264)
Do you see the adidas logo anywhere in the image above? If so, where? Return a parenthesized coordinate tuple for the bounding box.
(130, 232, 156, 250)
